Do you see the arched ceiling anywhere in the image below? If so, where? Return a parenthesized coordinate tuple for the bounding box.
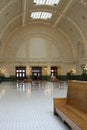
(0, 0, 87, 55)
(3, 24, 74, 63)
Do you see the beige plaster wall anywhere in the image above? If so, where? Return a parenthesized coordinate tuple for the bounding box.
(0, 24, 76, 76)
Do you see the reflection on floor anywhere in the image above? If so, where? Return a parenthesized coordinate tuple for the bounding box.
(0, 81, 70, 130)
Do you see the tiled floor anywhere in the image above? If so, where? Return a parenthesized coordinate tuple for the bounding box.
(0, 81, 70, 130)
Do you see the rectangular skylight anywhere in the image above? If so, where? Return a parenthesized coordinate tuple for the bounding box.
(33, 0, 60, 5)
(31, 12, 52, 20)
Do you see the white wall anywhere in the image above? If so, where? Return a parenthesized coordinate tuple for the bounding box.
(1, 24, 75, 76)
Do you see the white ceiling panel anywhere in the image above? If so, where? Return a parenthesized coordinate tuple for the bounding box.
(67, 1, 87, 40)
(0, 0, 11, 10)
(58, 17, 84, 45)
(0, 0, 22, 33)
(0, 0, 87, 44)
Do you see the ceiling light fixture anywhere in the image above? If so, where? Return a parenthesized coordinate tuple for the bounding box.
(33, 0, 60, 5)
(31, 12, 52, 19)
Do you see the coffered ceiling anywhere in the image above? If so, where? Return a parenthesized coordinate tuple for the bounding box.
(0, 0, 87, 46)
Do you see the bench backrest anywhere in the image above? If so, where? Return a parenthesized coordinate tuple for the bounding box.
(67, 80, 87, 113)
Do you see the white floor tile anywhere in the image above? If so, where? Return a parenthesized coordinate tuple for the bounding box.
(0, 81, 70, 130)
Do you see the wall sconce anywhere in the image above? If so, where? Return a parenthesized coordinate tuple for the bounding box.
(71, 68, 76, 74)
(44, 66, 47, 70)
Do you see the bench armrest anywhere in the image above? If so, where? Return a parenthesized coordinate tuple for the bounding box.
(53, 98, 67, 114)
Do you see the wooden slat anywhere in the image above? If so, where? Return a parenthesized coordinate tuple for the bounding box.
(67, 80, 87, 113)
(54, 80, 87, 130)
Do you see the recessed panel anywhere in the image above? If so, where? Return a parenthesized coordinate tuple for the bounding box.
(30, 37, 47, 58)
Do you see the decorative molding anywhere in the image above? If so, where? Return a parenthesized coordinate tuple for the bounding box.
(1, 57, 78, 64)
(54, 0, 74, 27)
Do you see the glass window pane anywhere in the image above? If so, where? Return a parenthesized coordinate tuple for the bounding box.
(23, 73, 25, 77)
(17, 73, 19, 77)
(23, 70, 25, 72)
(20, 73, 22, 77)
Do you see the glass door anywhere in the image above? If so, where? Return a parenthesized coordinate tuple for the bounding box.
(51, 66, 57, 78)
(32, 67, 42, 80)
(16, 66, 26, 80)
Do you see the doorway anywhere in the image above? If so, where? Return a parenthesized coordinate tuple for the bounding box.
(15, 66, 26, 80)
(51, 66, 57, 78)
(32, 67, 42, 80)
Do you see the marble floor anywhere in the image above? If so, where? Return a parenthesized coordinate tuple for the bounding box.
(0, 81, 70, 130)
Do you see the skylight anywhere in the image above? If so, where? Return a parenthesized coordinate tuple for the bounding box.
(33, 0, 60, 5)
(31, 12, 52, 20)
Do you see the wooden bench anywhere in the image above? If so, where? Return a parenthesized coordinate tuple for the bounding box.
(54, 80, 87, 130)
